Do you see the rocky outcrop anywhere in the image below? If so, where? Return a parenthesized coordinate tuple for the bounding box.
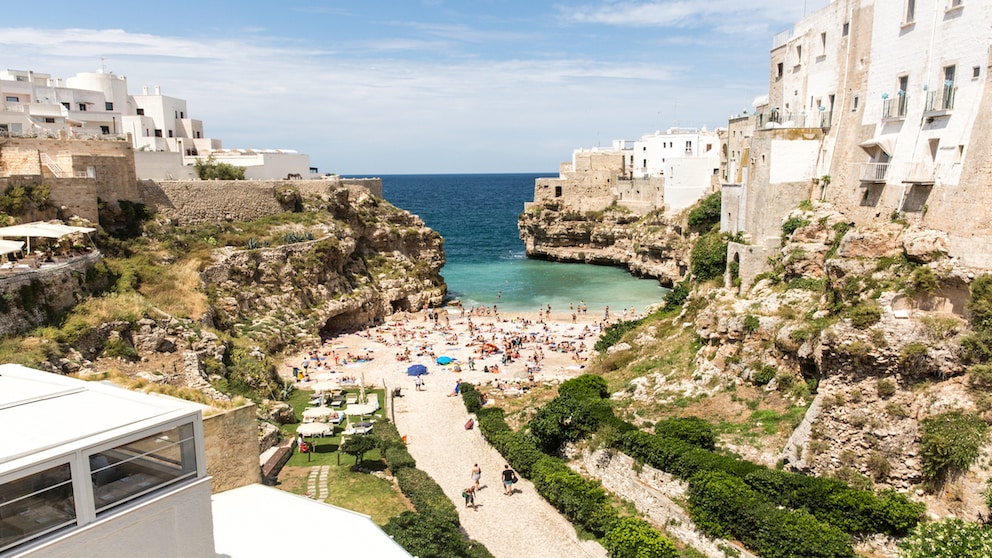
(518, 203, 689, 286)
(201, 187, 445, 349)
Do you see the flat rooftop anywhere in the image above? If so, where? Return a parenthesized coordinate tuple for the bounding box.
(0, 363, 202, 472)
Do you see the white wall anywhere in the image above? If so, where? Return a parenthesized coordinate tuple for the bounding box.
(11, 479, 216, 558)
(664, 156, 719, 211)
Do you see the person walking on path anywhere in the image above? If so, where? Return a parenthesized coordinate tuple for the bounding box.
(471, 463, 482, 489)
(502, 464, 516, 495)
(462, 485, 478, 510)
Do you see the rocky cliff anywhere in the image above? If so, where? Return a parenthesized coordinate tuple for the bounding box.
(518, 202, 690, 287)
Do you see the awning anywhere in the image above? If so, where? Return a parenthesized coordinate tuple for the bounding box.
(859, 137, 896, 157)
(0, 221, 96, 239)
(0, 239, 24, 256)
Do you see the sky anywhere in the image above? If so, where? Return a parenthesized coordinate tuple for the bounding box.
(1, 0, 830, 174)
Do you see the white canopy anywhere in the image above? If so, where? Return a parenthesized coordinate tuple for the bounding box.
(0, 239, 24, 256)
(0, 221, 96, 239)
(297, 422, 332, 437)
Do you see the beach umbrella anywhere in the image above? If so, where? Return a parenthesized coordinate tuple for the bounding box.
(436, 356, 452, 365)
(303, 407, 337, 420)
(310, 379, 340, 392)
(406, 364, 428, 376)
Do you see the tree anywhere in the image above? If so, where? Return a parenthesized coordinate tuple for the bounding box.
(194, 155, 246, 180)
(341, 434, 379, 466)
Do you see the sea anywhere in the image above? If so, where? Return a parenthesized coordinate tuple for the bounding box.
(369, 173, 667, 314)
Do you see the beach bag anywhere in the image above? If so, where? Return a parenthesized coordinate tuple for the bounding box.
(510, 472, 518, 484)
(464, 418, 474, 430)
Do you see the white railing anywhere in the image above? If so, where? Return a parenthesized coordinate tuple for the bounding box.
(882, 96, 908, 119)
(925, 86, 956, 112)
(756, 110, 832, 129)
(40, 153, 66, 178)
(860, 162, 889, 182)
(772, 28, 794, 49)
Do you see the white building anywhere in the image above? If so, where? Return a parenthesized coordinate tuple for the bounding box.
(724, 0, 992, 286)
(630, 128, 721, 212)
(0, 364, 410, 558)
(0, 69, 312, 180)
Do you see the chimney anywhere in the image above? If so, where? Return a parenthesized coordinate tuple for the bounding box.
(142, 86, 148, 95)
(154, 85, 161, 95)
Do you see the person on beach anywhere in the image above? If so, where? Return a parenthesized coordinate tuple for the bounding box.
(462, 485, 477, 510)
(414, 375, 423, 391)
(448, 378, 461, 397)
(471, 463, 482, 489)
(502, 464, 516, 495)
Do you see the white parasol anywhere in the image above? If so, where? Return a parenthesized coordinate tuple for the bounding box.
(297, 422, 331, 437)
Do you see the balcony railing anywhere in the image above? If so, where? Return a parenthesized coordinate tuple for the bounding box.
(860, 162, 889, 183)
(756, 110, 832, 130)
(882, 96, 908, 120)
(925, 85, 956, 113)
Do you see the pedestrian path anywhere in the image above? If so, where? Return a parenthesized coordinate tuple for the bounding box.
(306, 465, 330, 501)
(393, 385, 607, 558)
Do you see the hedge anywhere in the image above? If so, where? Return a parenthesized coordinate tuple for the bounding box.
(604, 517, 679, 558)
(688, 470, 855, 558)
(618, 429, 924, 537)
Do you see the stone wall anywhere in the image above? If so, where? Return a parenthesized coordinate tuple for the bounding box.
(532, 150, 626, 211)
(139, 178, 383, 225)
(581, 449, 756, 558)
(202, 403, 262, 493)
(0, 252, 108, 337)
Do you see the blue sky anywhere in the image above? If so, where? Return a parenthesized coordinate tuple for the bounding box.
(1, 0, 828, 174)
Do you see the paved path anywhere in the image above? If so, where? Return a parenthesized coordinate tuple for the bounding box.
(392, 384, 607, 558)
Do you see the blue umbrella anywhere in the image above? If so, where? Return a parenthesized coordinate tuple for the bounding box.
(407, 364, 428, 376)
(436, 356, 453, 365)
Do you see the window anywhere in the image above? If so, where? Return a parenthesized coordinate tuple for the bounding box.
(154, 129, 162, 137)
(974, 66, 981, 79)
(61, 102, 70, 110)
(776, 62, 784, 79)
(0, 463, 77, 553)
(554, 186, 562, 197)
(105, 102, 113, 111)
(78, 103, 87, 111)
(905, 0, 916, 23)
(843, 22, 850, 36)
(136, 108, 144, 116)
(45, 117, 55, 123)
(949, 0, 963, 8)
(685, 140, 692, 153)
(168, 130, 173, 137)
(796, 45, 802, 65)
(4, 96, 18, 102)
(100, 126, 110, 134)
(89, 423, 197, 515)
(820, 32, 827, 55)
(852, 94, 860, 111)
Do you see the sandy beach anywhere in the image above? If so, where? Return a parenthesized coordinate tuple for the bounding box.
(281, 306, 626, 558)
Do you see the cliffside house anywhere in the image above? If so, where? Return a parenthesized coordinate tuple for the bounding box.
(722, 0, 992, 287)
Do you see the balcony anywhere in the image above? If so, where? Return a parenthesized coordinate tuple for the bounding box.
(924, 85, 956, 115)
(902, 162, 937, 184)
(860, 162, 889, 183)
(756, 110, 832, 130)
(882, 96, 908, 120)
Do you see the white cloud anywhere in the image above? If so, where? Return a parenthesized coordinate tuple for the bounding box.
(0, 25, 766, 173)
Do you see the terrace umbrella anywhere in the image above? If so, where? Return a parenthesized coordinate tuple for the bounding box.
(406, 364, 428, 376)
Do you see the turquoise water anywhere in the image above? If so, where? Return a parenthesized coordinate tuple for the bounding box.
(374, 173, 667, 313)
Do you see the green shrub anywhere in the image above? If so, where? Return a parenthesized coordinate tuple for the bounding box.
(603, 517, 679, 558)
(908, 266, 940, 296)
(383, 509, 494, 558)
(663, 279, 691, 309)
(691, 230, 729, 281)
(687, 192, 721, 231)
(557, 374, 609, 400)
(920, 410, 988, 484)
(743, 315, 760, 334)
(876, 378, 897, 398)
(752, 364, 777, 386)
(595, 319, 643, 352)
(847, 304, 882, 329)
(899, 518, 992, 558)
(194, 155, 246, 180)
(528, 395, 614, 453)
(103, 337, 138, 360)
(394, 467, 459, 526)
(654, 417, 717, 450)
(782, 216, 811, 239)
(968, 364, 992, 390)
(529, 456, 618, 536)
(968, 274, 992, 331)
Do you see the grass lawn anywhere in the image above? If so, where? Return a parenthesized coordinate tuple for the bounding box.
(274, 385, 411, 524)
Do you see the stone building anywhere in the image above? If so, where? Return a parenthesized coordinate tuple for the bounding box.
(724, 0, 992, 287)
(0, 69, 311, 180)
(530, 127, 720, 216)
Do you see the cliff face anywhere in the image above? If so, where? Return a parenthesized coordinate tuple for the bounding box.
(518, 202, 689, 287)
(201, 187, 445, 349)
